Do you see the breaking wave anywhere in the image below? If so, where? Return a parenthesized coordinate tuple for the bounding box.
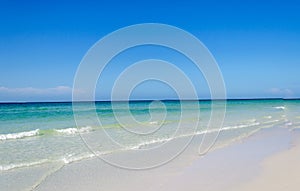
(54, 126, 92, 135)
(0, 126, 93, 141)
(0, 129, 40, 141)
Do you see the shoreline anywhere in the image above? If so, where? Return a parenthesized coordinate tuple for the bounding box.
(30, 126, 299, 191)
(157, 126, 297, 191)
(1, 123, 298, 190)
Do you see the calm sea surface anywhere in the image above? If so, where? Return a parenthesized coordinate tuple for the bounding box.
(0, 99, 299, 171)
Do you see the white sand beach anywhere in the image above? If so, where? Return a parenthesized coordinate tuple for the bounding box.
(31, 127, 300, 191)
(232, 129, 300, 191)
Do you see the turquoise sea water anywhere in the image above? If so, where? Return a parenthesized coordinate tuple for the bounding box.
(0, 99, 299, 171)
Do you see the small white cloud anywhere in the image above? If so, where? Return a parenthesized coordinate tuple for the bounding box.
(0, 86, 72, 95)
(0, 86, 73, 101)
(268, 88, 294, 98)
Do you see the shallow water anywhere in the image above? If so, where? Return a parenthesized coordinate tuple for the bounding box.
(0, 99, 299, 172)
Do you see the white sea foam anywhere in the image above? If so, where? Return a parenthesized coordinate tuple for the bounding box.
(61, 153, 95, 164)
(133, 137, 173, 149)
(132, 122, 261, 149)
(264, 116, 272, 119)
(262, 119, 280, 124)
(55, 126, 92, 135)
(274, 106, 285, 110)
(247, 119, 258, 123)
(0, 126, 93, 141)
(0, 121, 264, 171)
(149, 121, 159, 125)
(0, 159, 48, 171)
(58, 124, 255, 164)
(221, 122, 260, 131)
(61, 151, 117, 164)
(0, 153, 96, 171)
(0, 129, 40, 141)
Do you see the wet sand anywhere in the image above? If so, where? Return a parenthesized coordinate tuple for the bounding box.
(33, 127, 300, 191)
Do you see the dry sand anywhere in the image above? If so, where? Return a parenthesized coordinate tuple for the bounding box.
(231, 129, 300, 191)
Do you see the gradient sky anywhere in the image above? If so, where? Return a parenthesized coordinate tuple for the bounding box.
(0, 0, 299, 101)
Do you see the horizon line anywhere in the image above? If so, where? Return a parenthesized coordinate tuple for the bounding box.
(0, 97, 299, 104)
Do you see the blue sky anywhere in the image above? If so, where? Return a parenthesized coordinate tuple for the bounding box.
(0, 0, 299, 101)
